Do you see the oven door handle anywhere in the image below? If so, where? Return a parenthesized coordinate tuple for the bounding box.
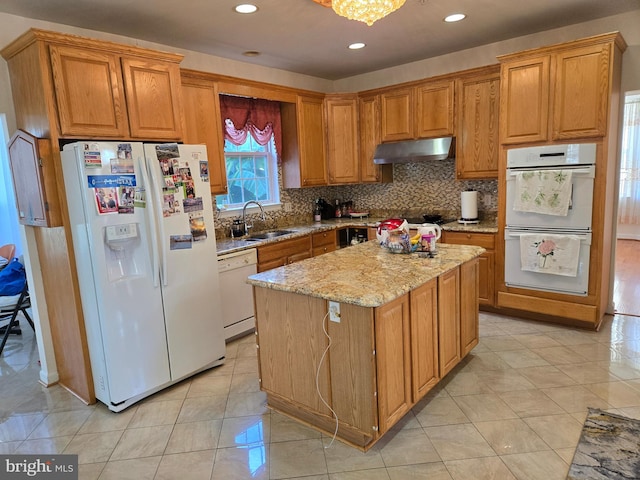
(507, 166, 594, 177)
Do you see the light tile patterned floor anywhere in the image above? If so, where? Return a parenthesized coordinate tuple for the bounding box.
(2, 311, 640, 479)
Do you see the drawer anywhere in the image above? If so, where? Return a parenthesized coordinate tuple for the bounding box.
(443, 231, 495, 250)
(258, 235, 312, 265)
(312, 243, 337, 256)
(312, 230, 336, 247)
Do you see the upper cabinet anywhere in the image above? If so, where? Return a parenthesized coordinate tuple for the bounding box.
(455, 67, 500, 179)
(325, 94, 359, 185)
(8, 130, 62, 227)
(499, 33, 625, 145)
(281, 94, 327, 188)
(180, 72, 227, 195)
(2, 29, 184, 141)
(380, 81, 454, 143)
(359, 94, 392, 184)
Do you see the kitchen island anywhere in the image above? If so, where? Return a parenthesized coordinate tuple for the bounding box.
(247, 241, 485, 450)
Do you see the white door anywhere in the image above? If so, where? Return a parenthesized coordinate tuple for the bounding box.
(144, 143, 225, 380)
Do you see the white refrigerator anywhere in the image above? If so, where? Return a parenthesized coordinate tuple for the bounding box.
(61, 141, 225, 412)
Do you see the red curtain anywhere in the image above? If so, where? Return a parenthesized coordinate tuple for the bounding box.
(219, 95, 282, 162)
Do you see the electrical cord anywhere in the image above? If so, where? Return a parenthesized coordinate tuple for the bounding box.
(315, 310, 339, 449)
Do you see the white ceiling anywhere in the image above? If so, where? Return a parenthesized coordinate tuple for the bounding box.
(0, 0, 638, 80)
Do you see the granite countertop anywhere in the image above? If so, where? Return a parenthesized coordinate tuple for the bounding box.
(216, 217, 497, 256)
(247, 241, 485, 308)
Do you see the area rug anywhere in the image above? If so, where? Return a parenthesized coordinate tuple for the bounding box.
(567, 408, 640, 479)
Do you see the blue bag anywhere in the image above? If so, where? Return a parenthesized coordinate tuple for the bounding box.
(0, 259, 26, 296)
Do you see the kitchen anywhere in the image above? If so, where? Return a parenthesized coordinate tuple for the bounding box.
(0, 2, 640, 479)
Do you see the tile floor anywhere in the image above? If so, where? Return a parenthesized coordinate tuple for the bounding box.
(2, 311, 640, 479)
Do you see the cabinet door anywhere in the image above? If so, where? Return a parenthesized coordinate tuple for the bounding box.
(477, 251, 495, 306)
(49, 44, 129, 138)
(500, 56, 550, 144)
(416, 81, 454, 139)
(409, 279, 439, 402)
(552, 44, 610, 140)
(460, 259, 479, 356)
(8, 130, 62, 227)
(359, 95, 381, 183)
(298, 96, 327, 186)
(438, 267, 461, 377)
(375, 294, 412, 433)
(181, 78, 227, 195)
(456, 72, 500, 179)
(380, 88, 414, 142)
(121, 57, 183, 140)
(325, 95, 359, 184)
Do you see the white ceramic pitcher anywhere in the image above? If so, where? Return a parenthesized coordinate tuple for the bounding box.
(417, 223, 441, 241)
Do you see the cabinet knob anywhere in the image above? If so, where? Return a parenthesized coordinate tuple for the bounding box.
(466, 234, 472, 239)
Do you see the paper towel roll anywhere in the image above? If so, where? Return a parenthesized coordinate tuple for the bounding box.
(461, 191, 478, 220)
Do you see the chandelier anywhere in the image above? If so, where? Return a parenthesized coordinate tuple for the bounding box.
(315, 0, 406, 26)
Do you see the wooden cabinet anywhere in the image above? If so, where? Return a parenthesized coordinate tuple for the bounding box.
(380, 87, 414, 142)
(8, 130, 62, 227)
(257, 235, 312, 272)
(552, 43, 611, 140)
(281, 95, 327, 187)
(438, 267, 461, 377)
(443, 231, 496, 307)
(3, 30, 183, 141)
(456, 68, 500, 179)
(180, 73, 227, 195)
(312, 230, 337, 256)
(460, 258, 479, 356)
(380, 81, 454, 143)
(499, 33, 621, 144)
(358, 94, 392, 184)
(375, 294, 412, 432)
(49, 44, 129, 138)
(120, 57, 183, 140)
(325, 95, 359, 184)
(416, 81, 455, 138)
(500, 56, 550, 144)
(409, 279, 439, 401)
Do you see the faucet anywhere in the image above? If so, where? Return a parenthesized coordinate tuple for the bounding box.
(242, 200, 267, 235)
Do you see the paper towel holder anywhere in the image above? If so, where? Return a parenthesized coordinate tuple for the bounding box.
(459, 190, 479, 224)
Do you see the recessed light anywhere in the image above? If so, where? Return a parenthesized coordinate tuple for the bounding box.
(235, 4, 258, 14)
(242, 51, 261, 57)
(444, 13, 466, 22)
(349, 42, 366, 50)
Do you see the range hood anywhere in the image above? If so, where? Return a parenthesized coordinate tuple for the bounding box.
(373, 137, 455, 164)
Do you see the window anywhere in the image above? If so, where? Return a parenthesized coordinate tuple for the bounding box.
(215, 135, 279, 209)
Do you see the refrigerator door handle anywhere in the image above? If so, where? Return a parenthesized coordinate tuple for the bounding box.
(138, 156, 161, 288)
(146, 153, 169, 287)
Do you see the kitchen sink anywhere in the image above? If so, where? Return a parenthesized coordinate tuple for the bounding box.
(245, 230, 296, 241)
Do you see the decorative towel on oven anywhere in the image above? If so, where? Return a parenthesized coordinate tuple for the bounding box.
(513, 170, 573, 216)
(519, 233, 581, 276)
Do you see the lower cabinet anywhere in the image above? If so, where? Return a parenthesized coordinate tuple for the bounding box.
(254, 258, 478, 450)
(312, 230, 337, 256)
(257, 236, 311, 272)
(443, 231, 496, 307)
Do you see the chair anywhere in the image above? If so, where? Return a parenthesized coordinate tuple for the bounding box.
(0, 281, 34, 356)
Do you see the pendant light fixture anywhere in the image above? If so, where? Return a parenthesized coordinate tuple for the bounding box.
(314, 0, 406, 26)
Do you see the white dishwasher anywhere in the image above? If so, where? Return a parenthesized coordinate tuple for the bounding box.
(217, 248, 258, 340)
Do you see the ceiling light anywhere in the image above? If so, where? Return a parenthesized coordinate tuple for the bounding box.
(234, 4, 258, 14)
(331, 0, 406, 26)
(349, 42, 366, 50)
(444, 13, 466, 23)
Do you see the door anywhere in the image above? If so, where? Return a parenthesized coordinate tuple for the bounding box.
(144, 144, 225, 380)
(60, 142, 170, 405)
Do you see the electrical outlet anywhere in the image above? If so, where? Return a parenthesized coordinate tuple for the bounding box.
(284, 202, 293, 212)
(329, 301, 341, 323)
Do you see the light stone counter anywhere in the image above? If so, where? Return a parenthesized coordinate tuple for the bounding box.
(247, 241, 485, 308)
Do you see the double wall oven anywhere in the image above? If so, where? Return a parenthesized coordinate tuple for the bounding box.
(504, 143, 596, 296)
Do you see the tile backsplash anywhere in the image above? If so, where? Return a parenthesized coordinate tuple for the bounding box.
(214, 159, 497, 237)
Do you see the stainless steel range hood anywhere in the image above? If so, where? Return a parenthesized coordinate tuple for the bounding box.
(373, 137, 455, 164)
